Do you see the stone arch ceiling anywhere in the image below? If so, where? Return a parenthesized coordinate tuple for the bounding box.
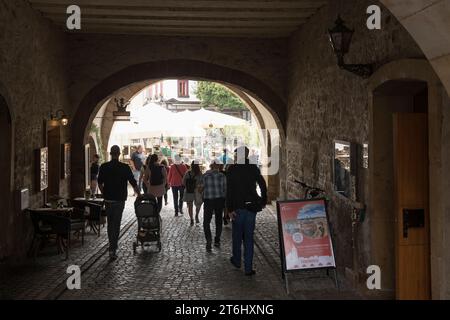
(29, 0, 450, 93)
(380, 0, 450, 94)
(29, 0, 327, 38)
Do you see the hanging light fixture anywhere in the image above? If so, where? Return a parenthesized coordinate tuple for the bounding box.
(50, 109, 69, 126)
(328, 16, 373, 78)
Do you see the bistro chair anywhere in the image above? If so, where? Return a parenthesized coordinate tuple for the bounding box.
(86, 202, 104, 237)
(40, 214, 85, 260)
(27, 210, 55, 259)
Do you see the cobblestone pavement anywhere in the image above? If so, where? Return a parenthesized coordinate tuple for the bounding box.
(0, 193, 363, 300)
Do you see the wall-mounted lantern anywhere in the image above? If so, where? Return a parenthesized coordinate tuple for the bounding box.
(328, 16, 373, 78)
(50, 109, 69, 126)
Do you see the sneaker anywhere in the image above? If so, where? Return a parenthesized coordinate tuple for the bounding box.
(195, 217, 200, 224)
(190, 220, 194, 226)
(206, 243, 212, 252)
(245, 270, 256, 276)
(214, 242, 220, 248)
(230, 257, 240, 269)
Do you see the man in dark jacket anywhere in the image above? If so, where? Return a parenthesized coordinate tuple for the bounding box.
(98, 145, 140, 260)
(227, 146, 267, 276)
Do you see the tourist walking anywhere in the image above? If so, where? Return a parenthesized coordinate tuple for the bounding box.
(167, 157, 188, 216)
(130, 145, 146, 195)
(227, 146, 267, 276)
(90, 154, 100, 196)
(182, 161, 204, 226)
(160, 158, 170, 206)
(143, 154, 167, 214)
(98, 145, 140, 260)
(219, 164, 230, 226)
(202, 161, 226, 252)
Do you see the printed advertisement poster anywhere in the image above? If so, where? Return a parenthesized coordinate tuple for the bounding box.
(278, 199, 336, 271)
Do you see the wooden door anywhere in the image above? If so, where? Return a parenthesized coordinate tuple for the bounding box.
(393, 113, 431, 300)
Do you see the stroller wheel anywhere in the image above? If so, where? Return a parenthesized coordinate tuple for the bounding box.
(157, 242, 162, 252)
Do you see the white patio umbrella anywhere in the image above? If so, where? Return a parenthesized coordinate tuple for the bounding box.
(130, 104, 177, 137)
(127, 104, 205, 138)
(190, 108, 247, 128)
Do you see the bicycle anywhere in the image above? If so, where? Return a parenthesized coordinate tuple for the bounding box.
(294, 179, 327, 200)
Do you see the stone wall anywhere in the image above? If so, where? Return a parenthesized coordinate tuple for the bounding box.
(67, 34, 289, 117)
(286, 0, 425, 277)
(0, 0, 70, 262)
(68, 36, 289, 197)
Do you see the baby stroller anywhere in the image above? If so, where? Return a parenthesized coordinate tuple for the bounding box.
(133, 194, 162, 253)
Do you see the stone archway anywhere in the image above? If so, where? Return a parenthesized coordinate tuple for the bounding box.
(71, 60, 286, 198)
(367, 59, 450, 299)
(380, 0, 450, 95)
(0, 86, 14, 260)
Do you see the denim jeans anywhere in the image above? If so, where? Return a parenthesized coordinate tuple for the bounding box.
(203, 198, 225, 244)
(231, 209, 257, 273)
(133, 170, 141, 192)
(105, 201, 125, 253)
(171, 186, 185, 214)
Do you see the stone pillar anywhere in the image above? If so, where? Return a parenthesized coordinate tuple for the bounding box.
(428, 84, 450, 299)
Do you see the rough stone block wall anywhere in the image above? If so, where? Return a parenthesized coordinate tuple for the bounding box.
(0, 0, 70, 262)
(67, 34, 289, 117)
(286, 0, 425, 276)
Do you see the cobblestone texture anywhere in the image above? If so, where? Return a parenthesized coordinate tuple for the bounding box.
(0, 194, 362, 300)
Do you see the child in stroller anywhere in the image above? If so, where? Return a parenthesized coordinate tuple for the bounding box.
(133, 194, 162, 253)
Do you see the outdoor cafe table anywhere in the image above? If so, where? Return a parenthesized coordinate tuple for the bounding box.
(28, 207, 76, 255)
(30, 207, 74, 217)
(73, 197, 105, 205)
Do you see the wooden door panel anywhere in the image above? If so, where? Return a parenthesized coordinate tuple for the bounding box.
(394, 113, 430, 300)
(396, 244, 431, 300)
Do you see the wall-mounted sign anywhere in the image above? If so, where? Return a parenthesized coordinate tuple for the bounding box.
(363, 143, 369, 169)
(36, 147, 48, 192)
(277, 199, 336, 271)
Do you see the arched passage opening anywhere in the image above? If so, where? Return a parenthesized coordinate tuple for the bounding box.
(368, 59, 450, 299)
(71, 60, 286, 200)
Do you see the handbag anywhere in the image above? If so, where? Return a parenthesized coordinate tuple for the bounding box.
(244, 196, 265, 213)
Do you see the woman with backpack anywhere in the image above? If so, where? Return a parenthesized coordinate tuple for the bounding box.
(143, 154, 167, 214)
(182, 161, 204, 226)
